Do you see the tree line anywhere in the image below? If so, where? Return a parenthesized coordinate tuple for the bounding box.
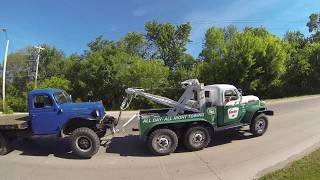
(1, 13, 320, 112)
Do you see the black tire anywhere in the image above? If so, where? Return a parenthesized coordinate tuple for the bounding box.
(250, 114, 268, 137)
(183, 125, 211, 151)
(0, 133, 10, 155)
(147, 129, 178, 156)
(70, 127, 100, 158)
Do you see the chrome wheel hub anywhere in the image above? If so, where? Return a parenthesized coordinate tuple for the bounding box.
(76, 136, 92, 152)
(191, 131, 205, 145)
(156, 136, 170, 150)
(256, 119, 266, 133)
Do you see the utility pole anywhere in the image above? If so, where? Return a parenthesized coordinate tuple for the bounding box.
(1, 28, 9, 113)
(34, 46, 44, 88)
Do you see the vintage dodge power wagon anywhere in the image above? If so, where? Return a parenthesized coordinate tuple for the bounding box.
(120, 79, 274, 155)
(0, 89, 114, 158)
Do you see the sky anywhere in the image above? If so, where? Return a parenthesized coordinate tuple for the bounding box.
(0, 0, 319, 61)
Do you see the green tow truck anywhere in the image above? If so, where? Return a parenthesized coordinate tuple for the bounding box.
(116, 79, 274, 155)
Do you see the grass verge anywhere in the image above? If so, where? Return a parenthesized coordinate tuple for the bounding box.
(259, 148, 320, 180)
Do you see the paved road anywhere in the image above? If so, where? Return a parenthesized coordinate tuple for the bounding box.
(1, 96, 320, 180)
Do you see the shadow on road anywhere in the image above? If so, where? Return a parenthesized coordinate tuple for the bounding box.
(106, 135, 152, 157)
(210, 129, 254, 147)
(7, 128, 254, 159)
(106, 129, 254, 157)
(10, 136, 83, 160)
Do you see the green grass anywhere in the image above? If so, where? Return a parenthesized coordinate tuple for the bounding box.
(260, 148, 320, 180)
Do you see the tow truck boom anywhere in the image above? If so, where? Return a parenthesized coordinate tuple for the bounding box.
(120, 79, 205, 116)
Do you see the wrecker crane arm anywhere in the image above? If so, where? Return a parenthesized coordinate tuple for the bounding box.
(110, 79, 205, 134)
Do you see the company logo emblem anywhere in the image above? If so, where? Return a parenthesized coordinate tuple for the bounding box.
(207, 108, 216, 115)
(228, 107, 239, 119)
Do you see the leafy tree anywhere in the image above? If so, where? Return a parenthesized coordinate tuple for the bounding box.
(284, 31, 306, 49)
(228, 28, 287, 97)
(37, 76, 71, 91)
(27, 45, 66, 80)
(6, 85, 27, 112)
(6, 49, 30, 94)
(283, 32, 311, 95)
(307, 13, 320, 33)
(117, 32, 154, 59)
(200, 27, 226, 64)
(62, 54, 82, 99)
(199, 27, 287, 97)
(145, 21, 192, 69)
(307, 42, 320, 92)
(199, 27, 228, 85)
(307, 13, 320, 41)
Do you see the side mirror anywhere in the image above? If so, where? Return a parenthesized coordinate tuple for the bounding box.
(238, 88, 243, 94)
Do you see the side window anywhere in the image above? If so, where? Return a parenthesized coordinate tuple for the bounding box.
(34, 95, 53, 108)
(224, 89, 239, 103)
(205, 91, 210, 98)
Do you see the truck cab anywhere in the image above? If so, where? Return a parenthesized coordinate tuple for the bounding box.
(28, 89, 106, 135)
(204, 84, 261, 127)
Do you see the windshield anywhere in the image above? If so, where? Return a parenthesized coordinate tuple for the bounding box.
(54, 91, 72, 104)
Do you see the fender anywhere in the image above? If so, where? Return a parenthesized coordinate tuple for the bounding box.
(257, 107, 274, 116)
(59, 117, 100, 137)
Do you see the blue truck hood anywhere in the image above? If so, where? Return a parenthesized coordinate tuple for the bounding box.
(60, 102, 103, 111)
(59, 102, 106, 119)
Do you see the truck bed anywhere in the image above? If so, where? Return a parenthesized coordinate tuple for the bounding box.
(0, 114, 29, 130)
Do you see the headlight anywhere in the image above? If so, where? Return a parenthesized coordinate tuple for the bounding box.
(96, 110, 100, 117)
(92, 110, 100, 117)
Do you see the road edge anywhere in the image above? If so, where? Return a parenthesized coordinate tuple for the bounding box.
(254, 138, 320, 179)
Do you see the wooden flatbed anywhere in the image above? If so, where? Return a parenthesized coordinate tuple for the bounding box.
(0, 114, 29, 130)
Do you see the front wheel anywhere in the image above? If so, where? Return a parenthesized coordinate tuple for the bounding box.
(183, 125, 211, 151)
(250, 114, 268, 136)
(147, 129, 178, 156)
(0, 133, 10, 155)
(70, 127, 100, 158)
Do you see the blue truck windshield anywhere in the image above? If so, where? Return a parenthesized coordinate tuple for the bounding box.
(54, 91, 72, 104)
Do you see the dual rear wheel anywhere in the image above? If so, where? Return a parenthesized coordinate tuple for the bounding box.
(147, 125, 211, 156)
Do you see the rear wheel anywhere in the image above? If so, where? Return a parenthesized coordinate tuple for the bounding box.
(147, 129, 178, 156)
(250, 114, 268, 136)
(183, 125, 211, 151)
(70, 127, 100, 158)
(0, 133, 10, 155)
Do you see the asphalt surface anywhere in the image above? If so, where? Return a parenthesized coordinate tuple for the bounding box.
(1, 96, 320, 180)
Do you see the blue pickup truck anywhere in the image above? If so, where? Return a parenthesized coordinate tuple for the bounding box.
(0, 89, 115, 158)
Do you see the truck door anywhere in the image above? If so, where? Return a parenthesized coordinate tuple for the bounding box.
(30, 94, 59, 134)
(223, 89, 244, 125)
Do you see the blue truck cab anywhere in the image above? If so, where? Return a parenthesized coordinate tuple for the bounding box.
(28, 89, 106, 135)
(21, 88, 114, 158)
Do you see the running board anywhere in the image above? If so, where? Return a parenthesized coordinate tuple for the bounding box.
(215, 123, 247, 132)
